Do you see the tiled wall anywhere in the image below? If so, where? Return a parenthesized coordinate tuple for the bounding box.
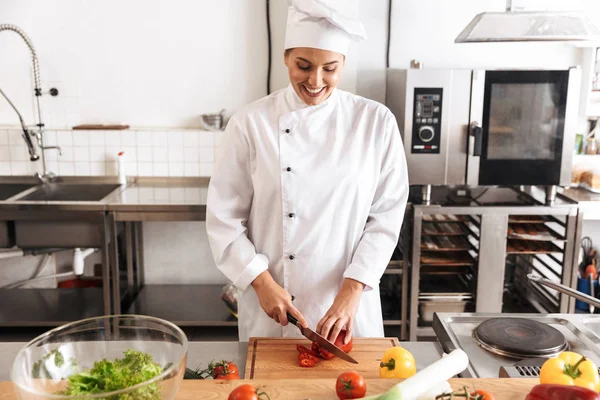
(0, 129, 221, 177)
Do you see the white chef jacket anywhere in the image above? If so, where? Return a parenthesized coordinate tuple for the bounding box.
(206, 84, 409, 341)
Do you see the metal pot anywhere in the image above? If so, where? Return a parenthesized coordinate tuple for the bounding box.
(200, 109, 226, 131)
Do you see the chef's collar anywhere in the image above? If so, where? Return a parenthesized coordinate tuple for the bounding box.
(284, 83, 338, 112)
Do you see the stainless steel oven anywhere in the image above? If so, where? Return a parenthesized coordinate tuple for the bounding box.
(386, 67, 581, 187)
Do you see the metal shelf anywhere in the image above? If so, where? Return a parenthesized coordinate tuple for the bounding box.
(384, 268, 403, 275)
(0, 288, 105, 327)
(127, 284, 238, 327)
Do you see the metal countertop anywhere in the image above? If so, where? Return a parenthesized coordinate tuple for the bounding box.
(0, 176, 209, 218)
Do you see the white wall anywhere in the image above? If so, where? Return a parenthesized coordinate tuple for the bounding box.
(0, 0, 358, 130)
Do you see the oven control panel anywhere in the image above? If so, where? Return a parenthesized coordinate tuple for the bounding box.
(411, 88, 443, 154)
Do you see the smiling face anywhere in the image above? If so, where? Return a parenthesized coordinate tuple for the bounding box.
(284, 47, 345, 106)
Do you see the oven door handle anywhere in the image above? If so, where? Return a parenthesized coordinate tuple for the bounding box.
(471, 123, 483, 157)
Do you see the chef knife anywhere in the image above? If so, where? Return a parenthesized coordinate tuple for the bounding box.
(286, 312, 358, 364)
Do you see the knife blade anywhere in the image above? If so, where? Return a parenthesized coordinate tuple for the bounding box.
(287, 312, 358, 364)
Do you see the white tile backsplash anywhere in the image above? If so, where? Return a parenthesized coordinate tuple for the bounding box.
(0, 162, 11, 175)
(0, 147, 11, 161)
(184, 163, 200, 177)
(44, 131, 58, 146)
(136, 131, 153, 147)
(89, 146, 105, 162)
(168, 131, 184, 148)
(2, 128, 219, 177)
(200, 163, 213, 176)
(59, 162, 75, 175)
(152, 131, 168, 147)
(199, 132, 214, 147)
(10, 146, 29, 161)
(153, 162, 169, 176)
(183, 131, 199, 148)
(90, 162, 106, 176)
(60, 146, 74, 162)
(57, 131, 73, 146)
(0, 131, 9, 146)
(89, 132, 105, 147)
(75, 162, 91, 176)
(183, 147, 199, 163)
(12, 161, 32, 175)
(121, 131, 137, 146)
(169, 163, 184, 177)
(46, 161, 59, 174)
(168, 147, 184, 163)
(8, 131, 23, 146)
(105, 131, 121, 147)
(199, 147, 214, 163)
(72, 131, 89, 146)
(73, 147, 90, 162)
(153, 147, 168, 163)
(138, 162, 153, 176)
(137, 147, 153, 162)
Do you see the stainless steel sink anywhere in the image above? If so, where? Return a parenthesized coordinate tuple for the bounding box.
(17, 183, 121, 202)
(0, 183, 35, 200)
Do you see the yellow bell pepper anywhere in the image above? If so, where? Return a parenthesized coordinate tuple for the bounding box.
(379, 346, 417, 379)
(540, 351, 600, 392)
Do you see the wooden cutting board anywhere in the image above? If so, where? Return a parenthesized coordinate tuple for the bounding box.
(0, 378, 539, 400)
(245, 337, 400, 379)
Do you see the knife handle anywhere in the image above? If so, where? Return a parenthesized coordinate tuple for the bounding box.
(286, 312, 299, 327)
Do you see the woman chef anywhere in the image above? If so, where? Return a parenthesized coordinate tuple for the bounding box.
(206, 0, 409, 344)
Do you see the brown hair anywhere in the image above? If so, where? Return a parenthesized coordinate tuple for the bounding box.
(284, 48, 345, 60)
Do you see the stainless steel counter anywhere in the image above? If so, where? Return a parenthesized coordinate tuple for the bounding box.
(0, 341, 442, 380)
(560, 187, 600, 220)
(0, 176, 209, 218)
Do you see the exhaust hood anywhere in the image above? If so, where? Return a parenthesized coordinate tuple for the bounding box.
(455, 1, 600, 43)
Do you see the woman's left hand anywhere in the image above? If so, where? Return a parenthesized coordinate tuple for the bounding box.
(317, 278, 365, 344)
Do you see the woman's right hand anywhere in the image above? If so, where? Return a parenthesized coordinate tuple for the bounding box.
(251, 271, 308, 328)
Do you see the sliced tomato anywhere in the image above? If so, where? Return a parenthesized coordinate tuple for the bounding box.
(299, 357, 317, 368)
(299, 352, 319, 363)
(297, 344, 320, 358)
(311, 342, 335, 360)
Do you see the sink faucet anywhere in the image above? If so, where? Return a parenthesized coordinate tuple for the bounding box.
(0, 24, 60, 180)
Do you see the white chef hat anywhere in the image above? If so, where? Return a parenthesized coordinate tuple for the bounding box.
(284, 0, 367, 56)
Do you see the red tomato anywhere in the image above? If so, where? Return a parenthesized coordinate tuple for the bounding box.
(472, 389, 496, 400)
(212, 361, 239, 378)
(336, 371, 367, 399)
(298, 352, 317, 367)
(297, 344, 321, 358)
(334, 330, 353, 353)
(216, 372, 241, 380)
(299, 358, 316, 367)
(228, 384, 269, 400)
(312, 342, 335, 360)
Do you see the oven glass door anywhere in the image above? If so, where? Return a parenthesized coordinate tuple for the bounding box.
(478, 70, 569, 185)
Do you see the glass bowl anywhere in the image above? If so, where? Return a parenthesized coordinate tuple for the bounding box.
(11, 315, 188, 400)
